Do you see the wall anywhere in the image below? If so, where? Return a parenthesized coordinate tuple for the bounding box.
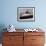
(0, 0, 46, 30)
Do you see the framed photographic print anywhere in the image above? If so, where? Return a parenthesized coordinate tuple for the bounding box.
(17, 7, 35, 22)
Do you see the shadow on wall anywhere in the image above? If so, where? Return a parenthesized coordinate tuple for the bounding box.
(0, 24, 7, 43)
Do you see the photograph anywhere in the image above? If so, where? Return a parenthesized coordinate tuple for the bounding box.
(17, 7, 35, 22)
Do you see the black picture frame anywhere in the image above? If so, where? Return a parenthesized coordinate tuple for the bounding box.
(17, 7, 35, 22)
